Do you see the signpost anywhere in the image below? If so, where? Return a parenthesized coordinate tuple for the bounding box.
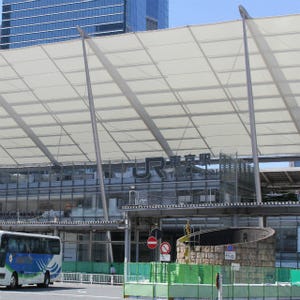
(216, 272, 223, 300)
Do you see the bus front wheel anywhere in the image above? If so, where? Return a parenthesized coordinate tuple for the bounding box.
(9, 272, 18, 289)
(38, 272, 50, 288)
(44, 272, 50, 288)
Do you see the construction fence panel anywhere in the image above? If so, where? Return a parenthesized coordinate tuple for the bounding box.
(124, 262, 300, 299)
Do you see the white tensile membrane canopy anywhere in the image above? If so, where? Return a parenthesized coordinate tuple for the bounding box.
(0, 14, 299, 166)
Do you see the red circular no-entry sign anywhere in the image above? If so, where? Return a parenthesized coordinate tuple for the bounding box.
(147, 236, 158, 249)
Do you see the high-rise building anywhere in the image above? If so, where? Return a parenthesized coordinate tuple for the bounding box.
(0, 0, 169, 49)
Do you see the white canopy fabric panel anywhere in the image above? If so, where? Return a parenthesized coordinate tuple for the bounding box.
(0, 14, 299, 166)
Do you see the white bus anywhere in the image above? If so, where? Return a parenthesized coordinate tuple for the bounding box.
(0, 230, 62, 288)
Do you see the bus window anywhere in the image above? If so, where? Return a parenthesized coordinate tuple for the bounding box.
(48, 239, 60, 255)
(0, 236, 8, 251)
(0, 236, 7, 267)
(31, 238, 42, 254)
(19, 239, 26, 253)
(19, 239, 31, 253)
(8, 237, 18, 253)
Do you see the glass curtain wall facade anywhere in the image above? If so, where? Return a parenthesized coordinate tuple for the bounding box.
(0, 155, 298, 266)
(0, 0, 169, 49)
(0, 153, 256, 263)
(219, 153, 255, 203)
(0, 153, 254, 222)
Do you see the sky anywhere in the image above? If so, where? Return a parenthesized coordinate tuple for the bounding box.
(169, 0, 300, 27)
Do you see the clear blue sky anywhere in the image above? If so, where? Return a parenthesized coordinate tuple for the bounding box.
(169, 0, 300, 27)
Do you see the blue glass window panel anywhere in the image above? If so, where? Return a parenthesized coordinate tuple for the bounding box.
(6, 12, 124, 34)
(1, 0, 168, 48)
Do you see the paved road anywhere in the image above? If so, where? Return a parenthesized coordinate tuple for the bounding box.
(0, 282, 124, 300)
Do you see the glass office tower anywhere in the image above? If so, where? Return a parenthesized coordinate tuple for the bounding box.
(0, 0, 169, 49)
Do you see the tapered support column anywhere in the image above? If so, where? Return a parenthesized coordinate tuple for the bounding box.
(239, 7, 263, 221)
(78, 26, 114, 261)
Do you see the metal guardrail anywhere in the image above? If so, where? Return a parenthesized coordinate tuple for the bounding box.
(59, 272, 124, 285)
(123, 201, 300, 210)
(122, 201, 300, 218)
(0, 219, 124, 232)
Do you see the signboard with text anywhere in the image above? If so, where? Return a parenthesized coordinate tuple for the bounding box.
(160, 254, 171, 262)
(225, 251, 236, 260)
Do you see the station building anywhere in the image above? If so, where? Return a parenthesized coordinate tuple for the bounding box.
(0, 10, 300, 267)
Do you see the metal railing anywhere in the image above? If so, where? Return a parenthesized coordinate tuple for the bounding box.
(59, 272, 123, 285)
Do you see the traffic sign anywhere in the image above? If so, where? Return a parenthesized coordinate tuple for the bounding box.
(225, 251, 236, 260)
(160, 254, 171, 262)
(147, 236, 158, 249)
(227, 245, 234, 251)
(160, 241, 171, 254)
